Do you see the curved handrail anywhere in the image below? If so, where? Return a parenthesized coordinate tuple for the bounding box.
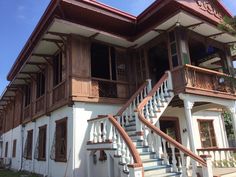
(116, 80, 149, 116)
(137, 73, 168, 110)
(107, 115, 143, 168)
(136, 111, 207, 167)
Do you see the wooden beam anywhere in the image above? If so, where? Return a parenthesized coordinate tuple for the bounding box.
(32, 53, 55, 58)
(152, 29, 166, 33)
(26, 62, 46, 65)
(128, 44, 138, 49)
(186, 22, 204, 29)
(47, 31, 69, 37)
(42, 38, 64, 43)
(89, 32, 100, 39)
(207, 32, 225, 38)
(20, 71, 39, 75)
(226, 41, 236, 45)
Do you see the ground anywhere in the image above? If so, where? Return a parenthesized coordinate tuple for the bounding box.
(0, 169, 40, 177)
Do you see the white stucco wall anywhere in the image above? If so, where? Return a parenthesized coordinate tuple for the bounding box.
(73, 102, 121, 177)
(163, 107, 228, 151)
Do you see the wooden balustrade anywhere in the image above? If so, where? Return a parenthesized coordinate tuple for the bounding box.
(87, 115, 143, 175)
(53, 81, 66, 104)
(23, 105, 31, 120)
(35, 95, 45, 114)
(197, 148, 236, 168)
(91, 77, 130, 99)
(171, 64, 236, 98)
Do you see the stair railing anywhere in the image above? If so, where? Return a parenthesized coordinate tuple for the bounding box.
(115, 80, 152, 128)
(135, 72, 213, 177)
(87, 115, 143, 177)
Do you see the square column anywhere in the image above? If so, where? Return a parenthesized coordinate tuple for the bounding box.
(227, 106, 236, 141)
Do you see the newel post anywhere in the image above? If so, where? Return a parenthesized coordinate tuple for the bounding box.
(135, 111, 143, 140)
(128, 166, 143, 177)
(165, 71, 173, 90)
(201, 155, 213, 177)
(146, 79, 152, 93)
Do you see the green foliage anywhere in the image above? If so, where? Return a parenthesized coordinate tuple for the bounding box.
(223, 111, 235, 138)
(218, 16, 236, 36)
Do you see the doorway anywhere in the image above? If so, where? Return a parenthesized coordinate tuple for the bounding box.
(148, 41, 170, 86)
(160, 117, 181, 163)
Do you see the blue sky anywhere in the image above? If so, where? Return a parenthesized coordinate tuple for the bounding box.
(0, 0, 236, 94)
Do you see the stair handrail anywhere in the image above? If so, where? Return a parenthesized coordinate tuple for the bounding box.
(116, 80, 150, 116)
(87, 115, 143, 171)
(107, 115, 143, 168)
(137, 73, 168, 110)
(136, 111, 207, 167)
(135, 72, 207, 167)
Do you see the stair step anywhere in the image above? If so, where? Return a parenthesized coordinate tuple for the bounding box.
(125, 126, 136, 131)
(139, 152, 156, 160)
(144, 165, 172, 176)
(136, 146, 150, 153)
(127, 130, 136, 136)
(142, 158, 163, 167)
(145, 172, 181, 177)
(132, 140, 143, 146)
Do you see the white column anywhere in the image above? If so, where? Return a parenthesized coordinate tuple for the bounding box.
(183, 100, 197, 153)
(228, 106, 236, 141)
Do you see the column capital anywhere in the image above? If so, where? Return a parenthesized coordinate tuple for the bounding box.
(184, 100, 194, 110)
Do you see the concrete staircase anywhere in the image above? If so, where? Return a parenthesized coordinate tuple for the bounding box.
(125, 117, 181, 177)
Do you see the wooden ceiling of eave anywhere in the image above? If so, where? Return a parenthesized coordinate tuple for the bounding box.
(60, 0, 136, 39)
(135, 1, 180, 39)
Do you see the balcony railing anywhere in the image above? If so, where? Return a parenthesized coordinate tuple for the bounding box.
(172, 64, 236, 97)
(91, 77, 130, 99)
(34, 95, 45, 114)
(53, 81, 66, 104)
(23, 105, 31, 121)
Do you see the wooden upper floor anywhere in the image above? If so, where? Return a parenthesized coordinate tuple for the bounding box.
(0, 0, 236, 133)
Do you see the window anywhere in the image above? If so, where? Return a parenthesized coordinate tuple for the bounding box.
(5, 142, 8, 157)
(198, 120, 217, 148)
(12, 139, 17, 158)
(38, 125, 47, 161)
(169, 31, 179, 68)
(24, 85, 31, 107)
(36, 72, 45, 98)
(53, 52, 63, 86)
(26, 130, 33, 159)
(55, 118, 67, 162)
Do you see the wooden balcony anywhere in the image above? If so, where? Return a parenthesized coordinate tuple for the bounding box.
(171, 64, 236, 99)
(23, 105, 31, 121)
(53, 81, 66, 104)
(33, 95, 46, 117)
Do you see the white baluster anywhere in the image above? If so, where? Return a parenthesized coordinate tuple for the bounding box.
(160, 84, 165, 102)
(116, 134, 121, 156)
(93, 121, 98, 143)
(157, 88, 162, 107)
(125, 111, 129, 126)
(98, 120, 102, 142)
(171, 145, 178, 172)
(112, 127, 117, 149)
(88, 122, 94, 143)
(102, 119, 107, 142)
(180, 152, 187, 177)
(143, 86, 147, 98)
(220, 150, 224, 167)
(191, 160, 197, 177)
(164, 80, 169, 97)
(140, 90, 144, 101)
(162, 139, 169, 165)
(152, 91, 158, 112)
(143, 126, 148, 146)
(225, 150, 231, 167)
(149, 99, 155, 118)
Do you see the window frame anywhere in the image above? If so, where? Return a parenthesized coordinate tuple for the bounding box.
(53, 51, 63, 87)
(198, 119, 217, 148)
(36, 72, 46, 99)
(12, 139, 17, 158)
(38, 125, 47, 161)
(5, 142, 8, 158)
(55, 117, 67, 162)
(24, 84, 31, 107)
(26, 130, 33, 160)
